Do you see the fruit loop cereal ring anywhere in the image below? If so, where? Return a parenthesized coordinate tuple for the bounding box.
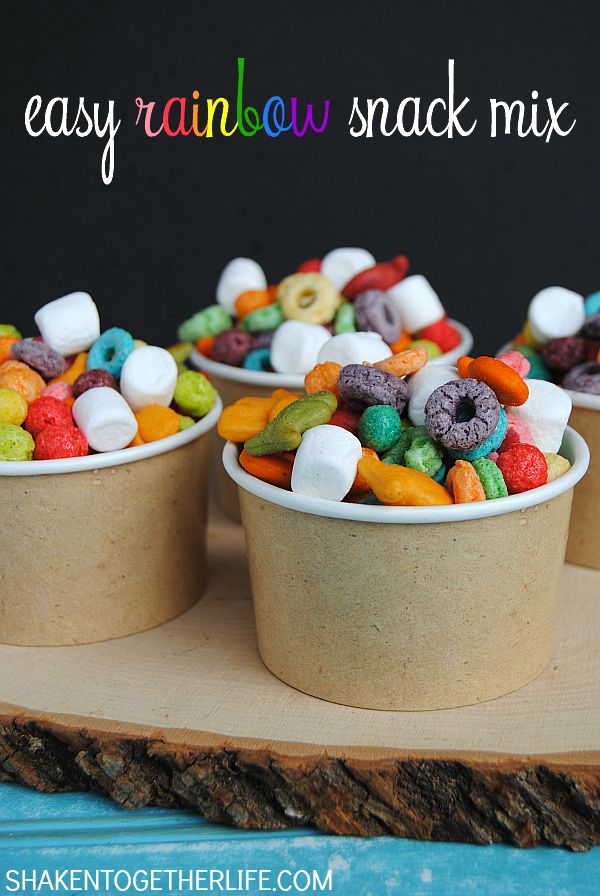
(358, 405, 402, 452)
(178, 306, 232, 342)
(241, 303, 285, 333)
(471, 457, 508, 499)
(0, 387, 28, 426)
(0, 422, 34, 461)
(239, 448, 294, 490)
(72, 368, 116, 398)
(432, 462, 447, 484)
(424, 379, 501, 452)
(244, 390, 337, 456)
(583, 312, 600, 340)
(542, 338, 586, 373)
(212, 329, 255, 366)
(33, 425, 88, 460)
(404, 429, 444, 478)
(11, 338, 65, 379)
(357, 453, 452, 506)
(195, 336, 215, 359)
(218, 391, 290, 442)
(354, 291, 402, 343)
(338, 364, 411, 413)
(448, 407, 508, 461)
(243, 348, 271, 372)
(134, 404, 180, 443)
(512, 345, 553, 381)
(173, 370, 218, 417)
(305, 362, 341, 397)
(497, 443, 548, 494)
(562, 361, 600, 395)
(418, 319, 461, 353)
(25, 395, 73, 438)
(42, 380, 73, 401)
(87, 327, 135, 379)
(544, 452, 571, 482)
(235, 290, 274, 319)
(0, 336, 19, 365)
(342, 255, 409, 301)
(253, 331, 275, 349)
(374, 345, 428, 377)
(445, 460, 486, 503)
(51, 351, 88, 385)
(497, 350, 531, 378)
(584, 292, 600, 316)
(0, 360, 45, 403)
(277, 273, 342, 326)
(467, 356, 529, 407)
(334, 303, 357, 334)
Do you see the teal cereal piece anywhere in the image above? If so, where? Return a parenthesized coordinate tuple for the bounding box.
(585, 292, 600, 317)
(174, 370, 217, 417)
(334, 302, 357, 334)
(87, 327, 134, 379)
(449, 407, 508, 461)
(404, 430, 444, 477)
(241, 303, 284, 333)
(0, 422, 34, 461)
(472, 457, 508, 499)
(178, 306, 232, 342)
(245, 390, 337, 456)
(0, 324, 22, 339)
(432, 462, 447, 484)
(358, 405, 401, 452)
(358, 493, 382, 505)
(243, 347, 271, 371)
(407, 339, 442, 360)
(178, 414, 195, 431)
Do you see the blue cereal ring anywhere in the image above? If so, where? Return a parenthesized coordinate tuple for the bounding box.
(585, 292, 600, 317)
(88, 327, 134, 378)
(242, 347, 272, 372)
(432, 462, 447, 484)
(449, 407, 508, 461)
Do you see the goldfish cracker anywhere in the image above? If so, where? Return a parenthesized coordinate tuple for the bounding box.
(135, 404, 180, 443)
(239, 448, 294, 489)
(0, 360, 45, 403)
(304, 362, 341, 397)
(373, 345, 428, 377)
(218, 390, 290, 442)
(235, 289, 275, 319)
(268, 392, 302, 421)
(129, 432, 146, 447)
(244, 390, 338, 456)
(50, 351, 88, 386)
(0, 336, 18, 365)
(445, 460, 486, 503)
(349, 447, 378, 495)
(357, 454, 453, 506)
(456, 355, 474, 378)
(195, 336, 216, 358)
(467, 356, 529, 407)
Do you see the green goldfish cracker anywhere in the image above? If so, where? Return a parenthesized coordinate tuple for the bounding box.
(0, 423, 34, 461)
(174, 370, 217, 417)
(244, 390, 337, 456)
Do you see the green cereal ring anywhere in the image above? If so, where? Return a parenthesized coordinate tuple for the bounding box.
(404, 430, 444, 477)
(178, 414, 195, 431)
(407, 339, 442, 360)
(0, 324, 22, 338)
(0, 423, 34, 461)
(472, 457, 508, 499)
(381, 426, 415, 465)
(358, 405, 401, 452)
(334, 302, 357, 334)
(174, 370, 218, 417)
(0, 387, 28, 426)
(241, 303, 285, 333)
(178, 306, 232, 342)
(245, 390, 337, 456)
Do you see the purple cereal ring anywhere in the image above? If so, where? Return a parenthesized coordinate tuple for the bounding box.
(583, 313, 600, 340)
(11, 338, 65, 379)
(72, 368, 116, 398)
(211, 329, 255, 366)
(424, 378, 501, 451)
(543, 337, 587, 373)
(354, 290, 402, 344)
(338, 363, 410, 412)
(563, 361, 600, 395)
(253, 331, 275, 350)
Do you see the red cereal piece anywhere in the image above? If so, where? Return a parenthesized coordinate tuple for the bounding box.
(496, 443, 547, 494)
(25, 395, 73, 438)
(34, 425, 88, 460)
(329, 408, 361, 436)
(296, 258, 322, 273)
(418, 319, 461, 353)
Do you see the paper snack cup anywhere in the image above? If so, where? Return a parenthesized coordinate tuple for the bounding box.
(194, 320, 473, 522)
(565, 391, 600, 569)
(223, 427, 588, 711)
(0, 397, 222, 647)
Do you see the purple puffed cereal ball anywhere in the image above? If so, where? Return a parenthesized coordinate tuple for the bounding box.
(583, 313, 600, 340)
(211, 329, 256, 366)
(338, 363, 410, 412)
(543, 337, 587, 373)
(354, 290, 402, 344)
(562, 361, 600, 395)
(72, 368, 117, 398)
(424, 378, 501, 451)
(11, 338, 65, 379)
(253, 331, 275, 349)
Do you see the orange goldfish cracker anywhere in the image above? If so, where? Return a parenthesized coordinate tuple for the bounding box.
(218, 390, 292, 442)
(49, 351, 88, 386)
(445, 460, 486, 503)
(0, 336, 18, 365)
(357, 454, 453, 506)
(304, 362, 341, 397)
(268, 392, 302, 421)
(239, 448, 293, 489)
(456, 355, 474, 378)
(195, 335, 216, 358)
(135, 404, 180, 442)
(349, 447, 378, 495)
(0, 360, 45, 403)
(389, 330, 412, 354)
(235, 289, 275, 319)
(373, 345, 428, 377)
(467, 356, 529, 407)
(128, 432, 145, 447)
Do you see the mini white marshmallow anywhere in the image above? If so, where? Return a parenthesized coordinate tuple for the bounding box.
(73, 387, 138, 453)
(119, 346, 178, 412)
(508, 379, 572, 454)
(34, 292, 100, 356)
(408, 364, 461, 427)
(387, 275, 445, 334)
(270, 320, 331, 374)
(527, 286, 585, 345)
(291, 424, 363, 502)
(320, 247, 375, 291)
(216, 257, 267, 314)
(317, 331, 392, 367)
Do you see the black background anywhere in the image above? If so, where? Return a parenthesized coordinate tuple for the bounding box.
(2, 0, 599, 353)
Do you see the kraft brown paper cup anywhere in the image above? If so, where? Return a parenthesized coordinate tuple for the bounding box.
(192, 319, 473, 522)
(0, 397, 222, 647)
(223, 427, 589, 711)
(565, 391, 600, 569)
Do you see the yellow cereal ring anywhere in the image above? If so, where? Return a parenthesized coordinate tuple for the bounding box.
(277, 273, 342, 325)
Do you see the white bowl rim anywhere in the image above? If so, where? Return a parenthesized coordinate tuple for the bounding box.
(222, 425, 589, 525)
(191, 319, 473, 388)
(496, 340, 600, 411)
(0, 395, 223, 477)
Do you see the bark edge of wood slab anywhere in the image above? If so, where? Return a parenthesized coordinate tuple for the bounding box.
(1, 705, 599, 851)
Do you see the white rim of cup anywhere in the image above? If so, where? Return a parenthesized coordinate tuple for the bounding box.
(191, 319, 474, 389)
(0, 395, 223, 477)
(223, 425, 589, 525)
(497, 341, 600, 412)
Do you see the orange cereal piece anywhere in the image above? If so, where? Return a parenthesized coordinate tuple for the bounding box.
(304, 362, 341, 397)
(456, 355, 474, 378)
(268, 392, 302, 421)
(267, 284, 279, 300)
(357, 454, 453, 506)
(50, 351, 88, 386)
(0, 336, 18, 365)
(0, 360, 45, 403)
(235, 289, 275, 319)
(445, 460, 486, 503)
(128, 432, 145, 447)
(239, 448, 293, 489)
(349, 447, 378, 495)
(134, 404, 180, 442)
(373, 345, 428, 377)
(467, 356, 529, 407)
(389, 330, 412, 354)
(195, 335, 216, 358)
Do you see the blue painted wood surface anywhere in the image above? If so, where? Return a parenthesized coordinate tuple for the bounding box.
(0, 783, 599, 895)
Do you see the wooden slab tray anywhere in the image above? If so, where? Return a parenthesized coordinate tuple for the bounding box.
(1, 506, 599, 850)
